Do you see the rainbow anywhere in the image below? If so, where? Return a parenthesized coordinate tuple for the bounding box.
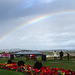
(0, 10, 75, 43)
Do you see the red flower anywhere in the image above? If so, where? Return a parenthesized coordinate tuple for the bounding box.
(23, 71, 25, 73)
(40, 73, 43, 75)
(35, 69, 40, 73)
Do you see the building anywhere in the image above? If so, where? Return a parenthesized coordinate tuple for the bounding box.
(12, 51, 43, 58)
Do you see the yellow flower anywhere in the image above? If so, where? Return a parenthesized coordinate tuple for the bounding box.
(63, 72, 65, 75)
(6, 64, 9, 66)
(27, 70, 29, 72)
(23, 66, 25, 69)
(5, 62, 7, 64)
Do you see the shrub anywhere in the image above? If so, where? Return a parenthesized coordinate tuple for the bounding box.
(17, 60, 25, 66)
(7, 60, 12, 64)
(34, 61, 42, 70)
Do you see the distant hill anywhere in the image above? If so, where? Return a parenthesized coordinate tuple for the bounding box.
(0, 48, 75, 52)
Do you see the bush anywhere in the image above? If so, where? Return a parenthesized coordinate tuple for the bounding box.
(34, 61, 42, 70)
(17, 60, 25, 66)
(7, 60, 12, 64)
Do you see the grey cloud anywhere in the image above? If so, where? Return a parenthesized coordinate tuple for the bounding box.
(0, 0, 75, 22)
(0, 0, 75, 50)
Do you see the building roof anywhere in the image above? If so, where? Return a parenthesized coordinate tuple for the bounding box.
(14, 51, 43, 55)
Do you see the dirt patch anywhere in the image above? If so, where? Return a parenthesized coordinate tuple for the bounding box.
(72, 61, 75, 62)
(50, 62, 61, 63)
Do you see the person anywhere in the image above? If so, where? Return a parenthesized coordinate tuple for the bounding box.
(59, 51, 63, 60)
(34, 55, 37, 61)
(67, 53, 70, 61)
(53, 51, 57, 60)
(10, 54, 14, 60)
(31, 54, 34, 60)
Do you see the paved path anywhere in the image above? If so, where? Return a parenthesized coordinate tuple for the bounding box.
(72, 61, 75, 62)
(50, 62, 61, 63)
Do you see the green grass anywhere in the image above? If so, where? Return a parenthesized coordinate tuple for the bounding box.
(0, 69, 24, 75)
(0, 57, 75, 75)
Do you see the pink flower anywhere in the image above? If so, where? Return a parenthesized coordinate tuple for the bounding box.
(32, 68, 35, 71)
(16, 69, 18, 72)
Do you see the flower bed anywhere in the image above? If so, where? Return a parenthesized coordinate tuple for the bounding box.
(0, 62, 75, 75)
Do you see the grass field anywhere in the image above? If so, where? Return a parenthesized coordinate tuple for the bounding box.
(0, 57, 75, 75)
(0, 69, 24, 75)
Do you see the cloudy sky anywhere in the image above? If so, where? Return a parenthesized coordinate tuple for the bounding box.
(0, 0, 75, 50)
